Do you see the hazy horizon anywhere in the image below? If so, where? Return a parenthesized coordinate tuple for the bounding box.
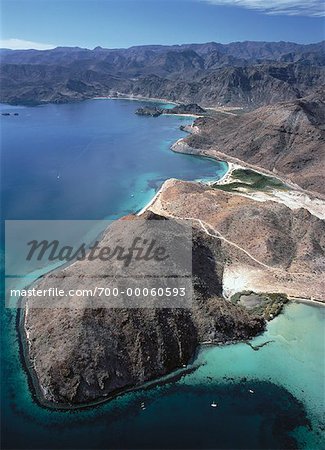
(1, 0, 324, 50)
(1, 37, 324, 52)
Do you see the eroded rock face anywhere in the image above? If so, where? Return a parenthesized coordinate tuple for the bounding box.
(25, 307, 198, 405)
(23, 212, 264, 406)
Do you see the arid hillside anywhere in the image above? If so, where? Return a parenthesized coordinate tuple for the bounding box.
(177, 89, 325, 195)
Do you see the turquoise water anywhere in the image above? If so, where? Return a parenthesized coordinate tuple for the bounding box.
(2, 301, 323, 449)
(1, 100, 324, 449)
(193, 303, 325, 449)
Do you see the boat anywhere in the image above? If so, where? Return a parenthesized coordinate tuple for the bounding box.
(249, 389, 254, 394)
(211, 401, 218, 407)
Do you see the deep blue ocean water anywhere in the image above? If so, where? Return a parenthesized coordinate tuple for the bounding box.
(0, 100, 324, 450)
(1, 99, 227, 220)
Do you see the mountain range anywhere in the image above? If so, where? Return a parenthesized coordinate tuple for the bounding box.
(1, 40, 324, 107)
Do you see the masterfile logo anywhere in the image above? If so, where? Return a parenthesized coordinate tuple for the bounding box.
(5, 219, 193, 309)
(25, 236, 170, 266)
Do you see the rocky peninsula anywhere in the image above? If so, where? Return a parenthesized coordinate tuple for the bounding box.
(22, 211, 264, 407)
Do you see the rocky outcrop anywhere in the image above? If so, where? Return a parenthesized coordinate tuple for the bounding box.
(135, 106, 163, 117)
(22, 211, 264, 407)
(135, 103, 206, 117)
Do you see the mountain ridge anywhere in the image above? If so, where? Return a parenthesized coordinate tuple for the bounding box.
(173, 88, 325, 196)
(1, 40, 324, 107)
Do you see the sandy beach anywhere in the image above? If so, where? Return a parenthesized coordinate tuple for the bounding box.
(207, 161, 240, 185)
(137, 184, 166, 216)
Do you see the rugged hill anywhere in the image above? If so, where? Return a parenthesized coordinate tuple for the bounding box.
(22, 212, 264, 406)
(1, 40, 324, 106)
(174, 89, 325, 195)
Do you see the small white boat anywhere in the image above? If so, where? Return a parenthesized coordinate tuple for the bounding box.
(211, 401, 218, 408)
(141, 402, 146, 409)
(249, 389, 254, 394)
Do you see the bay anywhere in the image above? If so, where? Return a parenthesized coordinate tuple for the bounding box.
(0, 99, 227, 220)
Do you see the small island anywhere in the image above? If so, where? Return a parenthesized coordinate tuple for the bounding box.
(136, 103, 206, 117)
(135, 106, 163, 117)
